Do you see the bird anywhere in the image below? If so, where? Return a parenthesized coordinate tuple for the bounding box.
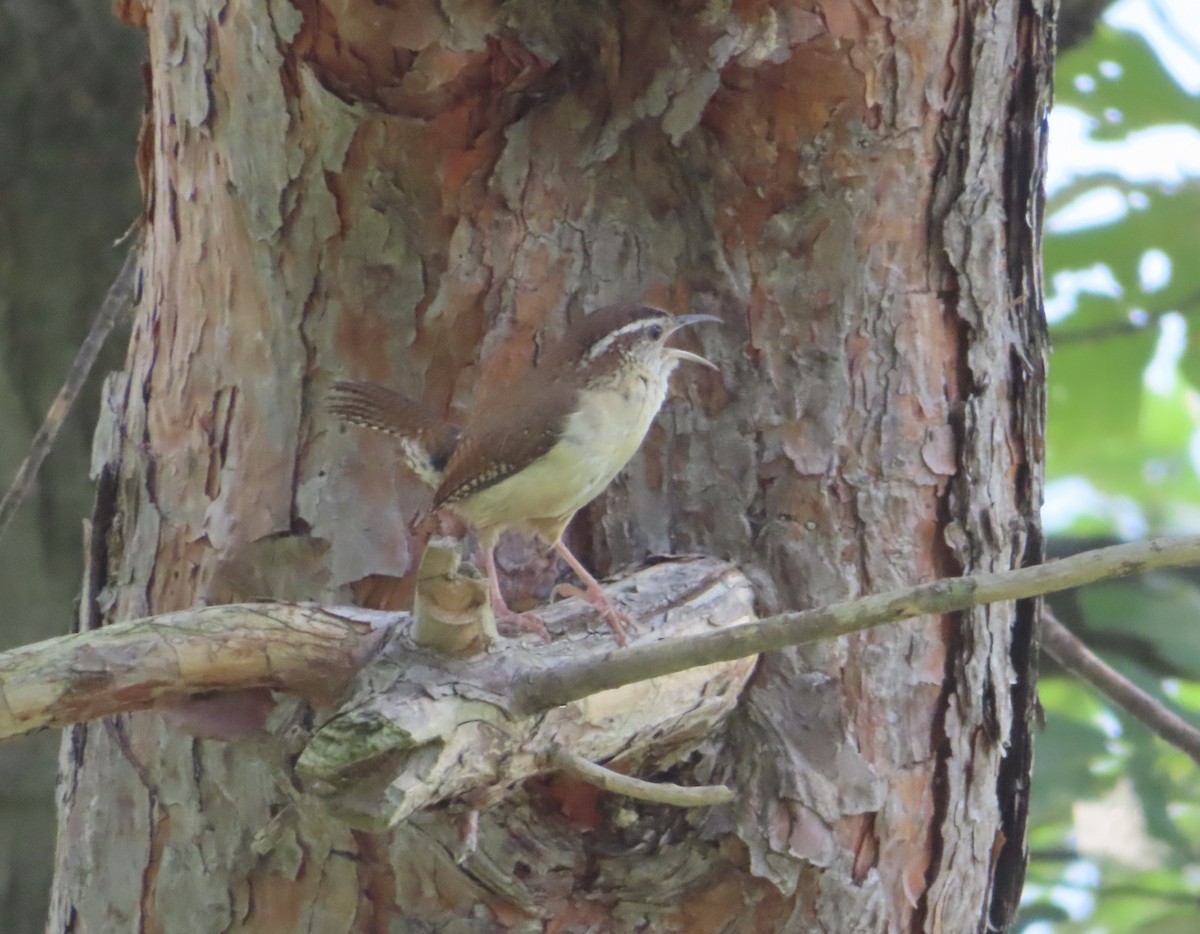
(329, 303, 719, 644)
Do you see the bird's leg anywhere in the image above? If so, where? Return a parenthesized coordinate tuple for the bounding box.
(552, 540, 631, 646)
(479, 541, 550, 640)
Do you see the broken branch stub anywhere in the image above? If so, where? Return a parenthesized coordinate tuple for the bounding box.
(410, 536, 496, 653)
(295, 558, 757, 829)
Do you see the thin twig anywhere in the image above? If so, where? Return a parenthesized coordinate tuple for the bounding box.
(0, 241, 140, 542)
(1026, 876, 1200, 907)
(515, 536, 1200, 713)
(1053, 285, 1200, 345)
(547, 744, 734, 807)
(1040, 610, 1200, 767)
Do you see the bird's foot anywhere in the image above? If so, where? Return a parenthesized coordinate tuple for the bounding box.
(481, 548, 551, 641)
(553, 581, 632, 647)
(494, 607, 551, 641)
(550, 540, 635, 646)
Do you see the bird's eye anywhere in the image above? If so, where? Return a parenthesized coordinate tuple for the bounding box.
(648, 324, 663, 340)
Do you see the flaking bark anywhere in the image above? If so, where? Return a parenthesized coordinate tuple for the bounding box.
(51, 0, 1052, 929)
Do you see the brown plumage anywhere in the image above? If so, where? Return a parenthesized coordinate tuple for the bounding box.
(327, 381, 460, 489)
(330, 303, 719, 643)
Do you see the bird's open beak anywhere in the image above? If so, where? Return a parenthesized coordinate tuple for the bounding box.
(667, 314, 721, 370)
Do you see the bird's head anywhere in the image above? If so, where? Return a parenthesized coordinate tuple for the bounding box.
(569, 304, 720, 379)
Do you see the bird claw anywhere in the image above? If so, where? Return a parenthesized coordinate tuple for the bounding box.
(553, 582, 632, 647)
(494, 608, 552, 641)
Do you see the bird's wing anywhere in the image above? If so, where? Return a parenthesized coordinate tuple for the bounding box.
(434, 369, 577, 507)
(328, 381, 461, 486)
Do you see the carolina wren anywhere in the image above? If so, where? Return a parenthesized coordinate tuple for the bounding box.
(329, 303, 719, 644)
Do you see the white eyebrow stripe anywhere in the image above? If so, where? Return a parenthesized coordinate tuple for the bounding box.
(584, 319, 663, 361)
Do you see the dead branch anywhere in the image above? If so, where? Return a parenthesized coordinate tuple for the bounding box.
(0, 240, 139, 542)
(0, 602, 386, 738)
(546, 744, 735, 806)
(2, 536, 1200, 823)
(516, 535, 1200, 711)
(1040, 609, 1200, 767)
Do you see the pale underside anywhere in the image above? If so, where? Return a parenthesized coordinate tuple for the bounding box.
(454, 363, 670, 545)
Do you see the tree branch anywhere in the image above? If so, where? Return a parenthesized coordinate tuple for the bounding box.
(1040, 610, 1200, 767)
(294, 558, 757, 827)
(516, 536, 1200, 712)
(0, 240, 139, 542)
(1050, 285, 1200, 348)
(3, 537, 1200, 741)
(0, 602, 386, 739)
(546, 744, 734, 806)
(5, 536, 1200, 823)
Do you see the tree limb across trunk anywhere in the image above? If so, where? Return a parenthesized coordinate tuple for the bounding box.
(4, 537, 1200, 821)
(297, 556, 757, 827)
(0, 601, 389, 737)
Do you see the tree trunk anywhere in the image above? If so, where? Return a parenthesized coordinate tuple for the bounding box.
(50, 0, 1051, 930)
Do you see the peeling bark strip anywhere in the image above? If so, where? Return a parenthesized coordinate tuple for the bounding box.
(56, 0, 1052, 929)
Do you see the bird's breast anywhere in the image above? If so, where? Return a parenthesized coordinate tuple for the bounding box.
(455, 370, 667, 537)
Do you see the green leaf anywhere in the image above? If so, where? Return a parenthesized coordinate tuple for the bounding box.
(1047, 335, 1154, 488)
(1076, 575, 1200, 680)
(1032, 678, 1116, 825)
(1046, 184, 1200, 329)
(1012, 902, 1071, 931)
(1057, 26, 1198, 137)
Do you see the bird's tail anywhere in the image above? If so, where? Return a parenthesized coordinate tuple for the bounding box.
(327, 381, 460, 489)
